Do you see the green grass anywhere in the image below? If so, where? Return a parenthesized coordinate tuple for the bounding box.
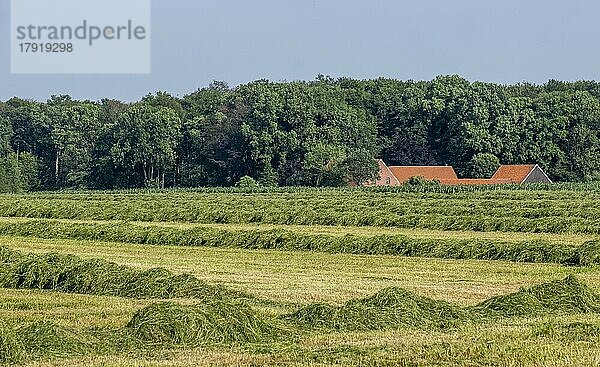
(1, 188, 600, 366)
(4, 235, 600, 306)
(2, 246, 600, 366)
(127, 301, 283, 347)
(288, 276, 600, 332)
(0, 246, 248, 301)
(1, 217, 592, 245)
(0, 218, 596, 266)
(1, 188, 600, 234)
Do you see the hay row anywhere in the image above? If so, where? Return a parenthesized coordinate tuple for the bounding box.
(0, 299, 282, 365)
(0, 220, 598, 266)
(0, 247, 246, 301)
(287, 275, 600, 331)
(126, 300, 282, 347)
(2, 271, 600, 364)
(0, 321, 93, 364)
(1, 190, 600, 234)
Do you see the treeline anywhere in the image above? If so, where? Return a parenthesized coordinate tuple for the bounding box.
(1, 75, 600, 191)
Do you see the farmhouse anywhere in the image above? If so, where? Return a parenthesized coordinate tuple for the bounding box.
(366, 161, 552, 186)
(492, 164, 553, 184)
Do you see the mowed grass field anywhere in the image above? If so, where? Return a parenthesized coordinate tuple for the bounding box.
(1, 187, 600, 366)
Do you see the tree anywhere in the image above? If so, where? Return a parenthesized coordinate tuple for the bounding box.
(16, 152, 40, 191)
(47, 101, 100, 188)
(0, 154, 22, 193)
(4, 76, 600, 189)
(0, 115, 12, 156)
(236, 176, 258, 188)
(467, 153, 501, 179)
(1, 98, 51, 188)
(344, 149, 380, 185)
(301, 142, 348, 186)
(88, 99, 130, 189)
(180, 84, 247, 187)
(110, 104, 182, 188)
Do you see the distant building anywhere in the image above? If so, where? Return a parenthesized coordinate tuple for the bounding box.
(369, 159, 401, 186)
(365, 161, 552, 186)
(388, 165, 458, 183)
(492, 164, 553, 184)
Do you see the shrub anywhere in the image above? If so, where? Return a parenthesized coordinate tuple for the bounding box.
(236, 176, 258, 188)
(404, 176, 441, 187)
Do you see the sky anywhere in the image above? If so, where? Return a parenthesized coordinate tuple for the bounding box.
(1, 0, 600, 101)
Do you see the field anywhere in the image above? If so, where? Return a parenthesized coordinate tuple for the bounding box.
(1, 186, 600, 366)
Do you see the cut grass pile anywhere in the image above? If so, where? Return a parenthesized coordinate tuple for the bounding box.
(287, 287, 464, 331)
(15, 321, 93, 359)
(469, 275, 600, 318)
(0, 246, 243, 300)
(0, 220, 597, 266)
(1, 271, 600, 365)
(127, 301, 281, 347)
(564, 240, 600, 266)
(287, 276, 600, 331)
(2, 247, 600, 365)
(0, 299, 283, 364)
(0, 321, 23, 364)
(0, 321, 94, 365)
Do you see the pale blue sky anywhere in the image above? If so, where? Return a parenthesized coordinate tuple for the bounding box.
(1, 0, 600, 101)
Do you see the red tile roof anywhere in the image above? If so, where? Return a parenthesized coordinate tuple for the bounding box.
(388, 166, 458, 183)
(492, 165, 536, 183)
(371, 161, 547, 186)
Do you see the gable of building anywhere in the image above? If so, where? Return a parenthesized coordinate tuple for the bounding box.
(522, 165, 553, 184)
(362, 159, 401, 186)
(491, 165, 536, 183)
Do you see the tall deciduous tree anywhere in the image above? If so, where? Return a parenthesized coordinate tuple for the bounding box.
(47, 99, 100, 188)
(110, 104, 182, 188)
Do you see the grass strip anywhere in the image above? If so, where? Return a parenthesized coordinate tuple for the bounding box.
(0, 220, 596, 266)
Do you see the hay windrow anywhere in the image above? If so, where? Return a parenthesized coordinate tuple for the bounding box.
(16, 321, 93, 359)
(287, 287, 465, 331)
(563, 240, 600, 266)
(470, 275, 600, 318)
(0, 246, 246, 301)
(0, 220, 591, 266)
(0, 320, 102, 365)
(1, 275, 600, 364)
(0, 301, 282, 363)
(288, 276, 600, 331)
(2, 188, 600, 236)
(0, 322, 24, 364)
(126, 301, 280, 347)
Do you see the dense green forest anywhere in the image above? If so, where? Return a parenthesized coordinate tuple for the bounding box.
(1, 75, 599, 191)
